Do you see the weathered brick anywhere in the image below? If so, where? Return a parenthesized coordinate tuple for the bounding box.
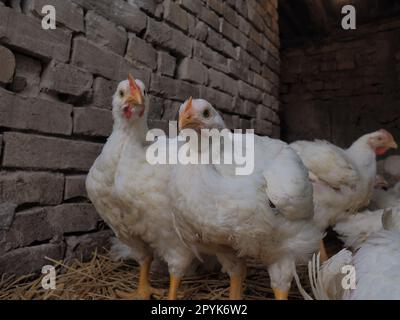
(145, 18, 192, 57)
(262, 93, 273, 107)
(93, 77, 118, 109)
(48, 204, 100, 234)
(242, 100, 257, 117)
(72, 0, 146, 33)
(0, 203, 17, 231)
(65, 230, 113, 263)
(238, 80, 262, 103)
(24, 0, 84, 32)
(236, 47, 251, 67)
(127, 0, 157, 15)
(227, 59, 251, 83)
(0, 46, 15, 84)
(13, 53, 41, 97)
(177, 58, 208, 84)
(235, 0, 248, 18)
(41, 61, 93, 97)
(0, 243, 65, 276)
(272, 124, 280, 138)
(251, 119, 272, 136)
(247, 3, 265, 32)
(207, 0, 223, 15)
(64, 175, 87, 200)
(0, 171, 64, 206)
(199, 6, 220, 30)
(126, 34, 157, 70)
(220, 20, 247, 48)
(222, 2, 238, 27)
(71, 38, 150, 86)
(164, 0, 188, 31)
(162, 100, 180, 121)
(178, 0, 202, 14)
(223, 114, 240, 129)
(0, 88, 72, 135)
(253, 72, 272, 92)
(157, 51, 176, 77)
(208, 69, 237, 96)
(246, 39, 265, 63)
(148, 95, 164, 119)
(150, 75, 199, 101)
(237, 14, 250, 35)
(74, 107, 113, 137)
(1, 204, 99, 252)
(249, 25, 263, 46)
(148, 119, 170, 134)
(257, 105, 273, 121)
(193, 41, 228, 74)
(0, 6, 71, 62)
(85, 11, 128, 56)
(199, 86, 233, 113)
(192, 21, 208, 41)
(337, 50, 356, 70)
(206, 28, 236, 59)
(2, 132, 102, 171)
(240, 118, 252, 130)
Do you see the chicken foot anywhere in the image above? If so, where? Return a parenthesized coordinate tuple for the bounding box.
(116, 256, 164, 300)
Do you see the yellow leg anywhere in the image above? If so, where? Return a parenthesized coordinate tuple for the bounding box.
(229, 274, 244, 300)
(319, 240, 329, 263)
(273, 288, 289, 300)
(116, 257, 163, 300)
(168, 275, 182, 300)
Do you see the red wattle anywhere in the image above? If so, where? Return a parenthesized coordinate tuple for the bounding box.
(123, 106, 132, 119)
(375, 147, 388, 156)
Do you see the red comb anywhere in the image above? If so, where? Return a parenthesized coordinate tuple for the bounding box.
(128, 74, 137, 94)
(184, 97, 193, 113)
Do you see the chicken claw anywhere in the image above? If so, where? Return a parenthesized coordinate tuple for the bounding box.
(116, 257, 164, 300)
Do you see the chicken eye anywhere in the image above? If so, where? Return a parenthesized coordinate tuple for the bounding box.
(203, 109, 210, 118)
(119, 90, 124, 98)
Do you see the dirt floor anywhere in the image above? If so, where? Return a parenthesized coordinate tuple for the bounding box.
(0, 234, 342, 300)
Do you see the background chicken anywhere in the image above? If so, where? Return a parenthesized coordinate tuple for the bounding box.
(296, 207, 400, 300)
(170, 98, 321, 300)
(333, 205, 400, 250)
(370, 182, 400, 210)
(377, 155, 400, 187)
(291, 130, 398, 260)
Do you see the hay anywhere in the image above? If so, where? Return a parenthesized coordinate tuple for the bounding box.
(0, 250, 314, 300)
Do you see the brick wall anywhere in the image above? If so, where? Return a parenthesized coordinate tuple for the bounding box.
(0, 0, 280, 275)
(281, 19, 400, 148)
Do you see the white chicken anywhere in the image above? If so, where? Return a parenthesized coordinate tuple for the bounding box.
(370, 182, 400, 210)
(296, 207, 400, 300)
(169, 98, 322, 300)
(87, 75, 194, 300)
(291, 130, 398, 260)
(333, 205, 400, 250)
(111, 79, 198, 300)
(377, 155, 400, 186)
